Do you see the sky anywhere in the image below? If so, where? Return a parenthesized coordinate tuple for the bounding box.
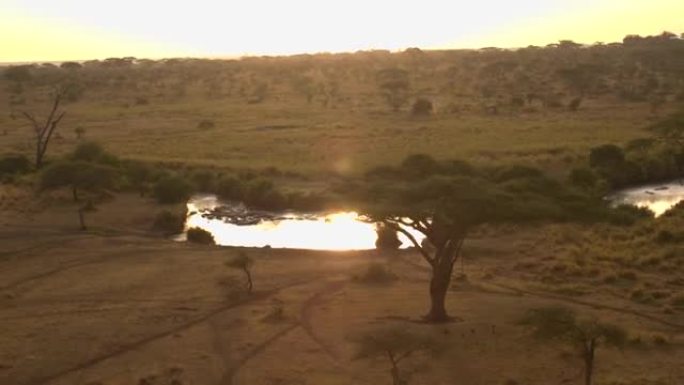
(1, 0, 683, 62)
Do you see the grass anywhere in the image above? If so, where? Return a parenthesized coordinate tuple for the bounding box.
(0, 93, 666, 178)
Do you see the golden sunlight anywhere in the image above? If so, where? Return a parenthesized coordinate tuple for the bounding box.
(2, 0, 683, 61)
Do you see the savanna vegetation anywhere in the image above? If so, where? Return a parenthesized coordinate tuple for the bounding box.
(1, 32, 684, 385)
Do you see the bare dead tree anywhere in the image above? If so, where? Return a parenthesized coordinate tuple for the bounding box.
(21, 87, 68, 168)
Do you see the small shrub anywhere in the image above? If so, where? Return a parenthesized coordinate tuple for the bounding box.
(411, 98, 433, 116)
(186, 227, 215, 245)
(568, 167, 598, 190)
(71, 141, 118, 165)
(153, 175, 193, 204)
(655, 230, 677, 243)
(375, 224, 402, 251)
(197, 120, 215, 130)
(670, 294, 684, 308)
(191, 170, 218, 192)
(567, 97, 582, 112)
(0, 154, 31, 176)
(216, 176, 244, 201)
(153, 210, 186, 235)
(356, 263, 397, 284)
(651, 334, 668, 346)
(134, 97, 149, 106)
(243, 178, 286, 210)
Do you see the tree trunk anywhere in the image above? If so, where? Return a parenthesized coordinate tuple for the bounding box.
(35, 141, 43, 169)
(78, 209, 86, 231)
(426, 272, 450, 322)
(72, 186, 79, 202)
(244, 267, 253, 293)
(387, 351, 404, 385)
(426, 258, 455, 322)
(584, 339, 596, 385)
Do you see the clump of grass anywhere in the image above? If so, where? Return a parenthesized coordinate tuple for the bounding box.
(651, 334, 669, 346)
(355, 263, 397, 285)
(670, 294, 684, 308)
(197, 119, 215, 130)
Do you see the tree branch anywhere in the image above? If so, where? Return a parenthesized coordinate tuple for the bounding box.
(383, 219, 434, 266)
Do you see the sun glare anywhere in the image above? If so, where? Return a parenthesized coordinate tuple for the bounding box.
(2, 0, 683, 62)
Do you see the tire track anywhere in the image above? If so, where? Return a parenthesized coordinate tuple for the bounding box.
(0, 247, 162, 293)
(397, 252, 684, 331)
(219, 279, 349, 385)
(23, 278, 316, 385)
(299, 279, 347, 361)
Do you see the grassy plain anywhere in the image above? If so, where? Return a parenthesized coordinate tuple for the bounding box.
(0, 93, 670, 177)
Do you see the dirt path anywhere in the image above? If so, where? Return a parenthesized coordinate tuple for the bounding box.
(397, 253, 684, 331)
(24, 279, 314, 385)
(219, 278, 349, 385)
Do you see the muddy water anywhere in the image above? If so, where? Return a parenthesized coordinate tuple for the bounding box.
(176, 195, 423, 250)
(608, 180, 684, 217)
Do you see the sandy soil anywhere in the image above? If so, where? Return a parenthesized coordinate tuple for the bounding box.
(1, 191, 683, 385)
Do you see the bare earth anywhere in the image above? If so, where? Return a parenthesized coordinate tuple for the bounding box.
(1, 191, 683, 385)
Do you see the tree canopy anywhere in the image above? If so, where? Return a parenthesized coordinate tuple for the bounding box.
(355, 155, 611, 322)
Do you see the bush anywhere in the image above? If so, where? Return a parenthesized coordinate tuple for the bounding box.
(186, 227, 215, 245)
(568, 97, 582, 111)
(569, 167, 598, 190)
(0, 154, 31, 176)
(71, 141, 118, 165)
(286, 191, 328, 211)
(191, 170, 218, 192)
(608, 205, 653, 226)
(356, 263, 398, 284)
(411, 98, 433, 116)
(216, 176, 244, 201)
(243, 178, 286, 210)
(153, 210, 186, 235)
(375, 224, 402, 250)
(153, 175, 193, 204)
(197, 120, 215, 130)
(589, 144, 625, 169)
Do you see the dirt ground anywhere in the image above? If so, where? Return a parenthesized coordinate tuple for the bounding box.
(1, 191, 683, 385)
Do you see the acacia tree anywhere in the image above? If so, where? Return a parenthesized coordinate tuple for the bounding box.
(21, 86, 68, 168)
(226, 252, 254, 293)
(41, 161, 112, 202)
(521, 307, 627, 385)
(40, 160, 117, 229)
(376, 68, 410, 112)
(354, 327, 443, 385)
(358, 155, 601, 322)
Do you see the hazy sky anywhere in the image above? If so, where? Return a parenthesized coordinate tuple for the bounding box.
(1, 0, 683, 62)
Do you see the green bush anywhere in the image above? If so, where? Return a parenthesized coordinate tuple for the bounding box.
(411, 98, 433, 116)
(191, 170, 218, 192)
(0, 154, 31, 177)
(589, 144, 625, 169)
(243, 178, 286, 210)
(71, 141, 119, 166)
(216, 175, 244, 201)
(569, 167, 598, 190)
(608, 204, 653, 226)
(197, 120, 215, 130)
(153, 210, 186, 235)
(375, 224, 402, 250)
(153, 175, 193, 204)
(186, 227, 215, 245)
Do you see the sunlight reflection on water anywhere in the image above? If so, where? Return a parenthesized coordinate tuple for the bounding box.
(608, 180, 684, 217)
(177, 195, 424, 250)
